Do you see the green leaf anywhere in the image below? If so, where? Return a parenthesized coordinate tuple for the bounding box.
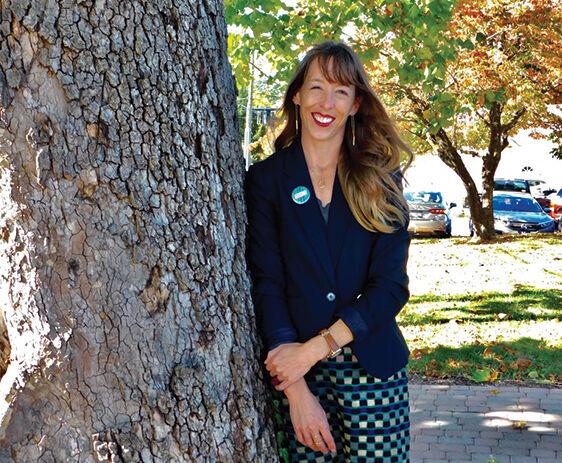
(476, 32, 487, 43)
(471, 369, 492, 382)
(407, 4, 421, 19)
(418, 47, 433, 60)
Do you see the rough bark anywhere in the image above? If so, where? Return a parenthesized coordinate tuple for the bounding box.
(0, 1, 277, 462)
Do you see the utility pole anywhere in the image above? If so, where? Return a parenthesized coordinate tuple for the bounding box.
(243, 51, 255, 170)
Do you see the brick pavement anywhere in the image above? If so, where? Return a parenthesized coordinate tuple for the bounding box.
(409, 384, 562, 463)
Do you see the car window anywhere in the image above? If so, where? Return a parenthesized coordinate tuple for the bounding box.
(405, 192, 443, 203)
(494, 180, 529, 192)
(493, 196, 543, 213)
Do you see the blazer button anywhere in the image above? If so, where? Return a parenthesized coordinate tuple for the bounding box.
(326, 292, 336, 302)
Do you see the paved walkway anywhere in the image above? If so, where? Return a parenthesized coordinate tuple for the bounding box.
(409, 384, 562, 463)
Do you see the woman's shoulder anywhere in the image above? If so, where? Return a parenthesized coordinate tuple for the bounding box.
(248, 145, 291, 177)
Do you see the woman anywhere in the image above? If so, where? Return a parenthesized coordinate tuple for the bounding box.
(246, 41, 413, 462)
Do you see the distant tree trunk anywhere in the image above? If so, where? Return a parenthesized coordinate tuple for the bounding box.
(406, 88, 525, 241)
(431, 130, 496, 241)
(0, 1, 277, 462)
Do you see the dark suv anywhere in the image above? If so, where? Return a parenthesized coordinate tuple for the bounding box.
(493, 178, 531, 194)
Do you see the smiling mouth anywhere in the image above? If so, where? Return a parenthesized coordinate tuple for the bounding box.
(312, 112, 335, 127)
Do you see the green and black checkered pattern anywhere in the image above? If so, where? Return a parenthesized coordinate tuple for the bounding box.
(279, 347, 410, 462)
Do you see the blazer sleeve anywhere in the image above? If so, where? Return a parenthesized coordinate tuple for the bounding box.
(334, 224, 410, 343)
(335, 169, 410, 343)
(245, 163, 299, 351)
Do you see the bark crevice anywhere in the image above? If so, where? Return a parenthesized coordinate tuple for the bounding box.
(0, 1, 277, 461)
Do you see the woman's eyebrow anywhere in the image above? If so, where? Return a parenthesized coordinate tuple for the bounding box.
(310, 77, 350, 87)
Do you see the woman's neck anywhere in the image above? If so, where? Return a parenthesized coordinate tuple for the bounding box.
(301, 134, 342, 171)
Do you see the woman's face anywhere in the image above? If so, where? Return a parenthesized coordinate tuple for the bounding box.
(293, 58, 360, 147)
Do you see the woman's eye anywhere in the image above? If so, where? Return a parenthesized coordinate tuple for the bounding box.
(337, 89, 349, 95)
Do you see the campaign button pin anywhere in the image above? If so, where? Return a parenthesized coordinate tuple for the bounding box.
(292, 186, 310, 205)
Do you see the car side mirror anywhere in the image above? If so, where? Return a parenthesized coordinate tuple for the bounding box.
(449, 202, 457, 209)
(543, 207, 552, 213)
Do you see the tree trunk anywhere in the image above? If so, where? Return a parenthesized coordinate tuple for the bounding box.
(0, 1, 277, 462)
(403, 87, 497, 240)
(429, 129, 496, 240)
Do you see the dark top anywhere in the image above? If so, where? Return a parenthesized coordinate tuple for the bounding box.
(245, 139, 411, 379)
(317, 198, 330, 223)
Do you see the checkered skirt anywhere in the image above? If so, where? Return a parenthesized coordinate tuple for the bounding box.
(278, 347, 410, 463)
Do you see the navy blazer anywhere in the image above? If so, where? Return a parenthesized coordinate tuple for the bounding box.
(245, 139, 410, 379)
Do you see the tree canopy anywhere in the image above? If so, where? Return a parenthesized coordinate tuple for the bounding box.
(225, 0, 561, 157)
(226, 0, 561, 239)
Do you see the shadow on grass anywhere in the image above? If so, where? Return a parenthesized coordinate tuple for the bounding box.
(448, 233, 562, 246)
(400, 285, 561, 326)
(408, 337, 562, 383)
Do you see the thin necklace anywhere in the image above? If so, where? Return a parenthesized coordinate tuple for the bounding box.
(311, 170, 327, 190)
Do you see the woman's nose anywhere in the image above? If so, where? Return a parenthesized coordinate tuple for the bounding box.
(321, 90, 336, 110)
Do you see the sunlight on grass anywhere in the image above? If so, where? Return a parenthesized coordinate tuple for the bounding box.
(400, 286, 561, 326)
(400, 284, 562, 384)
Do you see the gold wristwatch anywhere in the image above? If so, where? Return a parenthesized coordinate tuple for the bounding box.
(319, 329, 342, 359)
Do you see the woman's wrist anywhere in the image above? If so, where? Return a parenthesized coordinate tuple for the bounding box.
(303, 334, 330, 364)
(284, 378, 310, 401)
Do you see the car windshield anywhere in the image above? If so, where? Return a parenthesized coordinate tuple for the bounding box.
(494, 180, 528, 192)
(405, 192, 442, 204)
(493, 196, 543, 213)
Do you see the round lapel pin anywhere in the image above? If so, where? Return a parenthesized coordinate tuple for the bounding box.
(291, 186, 310, 205)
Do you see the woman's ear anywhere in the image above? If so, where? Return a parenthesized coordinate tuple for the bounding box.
(351, 95, 362, 116)
(292, 92, 301, 106)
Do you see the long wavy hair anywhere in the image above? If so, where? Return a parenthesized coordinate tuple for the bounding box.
(275, 41, 413, 233)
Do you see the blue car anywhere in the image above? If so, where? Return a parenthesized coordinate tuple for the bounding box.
(471, 192, 556, 235)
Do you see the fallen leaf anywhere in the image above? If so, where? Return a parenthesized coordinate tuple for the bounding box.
(512, 421, 528, 430)
(499, 362, 509, 373)
(489, 370, 499, 381)
(528, 370, 539, 379)
(497, 312, 507, 320)
(425, 359, 440, 377)
(511, 358, 532, 370)
(411, 348, 428, 360)
(483, 347, 496, 358)
(488, 389, 500, 395)
(500, 344, 516, 355)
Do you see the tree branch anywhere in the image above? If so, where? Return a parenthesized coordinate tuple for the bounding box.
(502, 108, 527, 133)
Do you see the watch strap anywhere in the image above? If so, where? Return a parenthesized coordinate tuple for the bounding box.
(319, 329, 342, 359)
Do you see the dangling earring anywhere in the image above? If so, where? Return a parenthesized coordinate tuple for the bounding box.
(351, 115, 356, 147)
(295, 105, 299, 132)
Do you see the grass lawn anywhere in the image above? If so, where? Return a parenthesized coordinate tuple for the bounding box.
(401, 234, 562, 385)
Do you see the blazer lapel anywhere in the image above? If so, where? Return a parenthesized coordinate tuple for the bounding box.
(327, 173, 354, 270)
(283, 140, 335, 284)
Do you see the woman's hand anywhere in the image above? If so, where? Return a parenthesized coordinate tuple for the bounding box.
(284, 379, 337, 454)
(265, 340, 327, 391)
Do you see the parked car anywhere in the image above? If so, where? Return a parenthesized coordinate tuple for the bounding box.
(405, 191, 456, 237)
(547, 188, 562, 231)
(494, 178, 557, 213)
(470, 192, 556, 235)
(526, 179, 557, 211)
(493, 178, 531, 194)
